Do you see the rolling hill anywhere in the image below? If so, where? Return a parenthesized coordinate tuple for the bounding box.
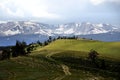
(0, 39, 120, 80)
(38, 39, 120, 60)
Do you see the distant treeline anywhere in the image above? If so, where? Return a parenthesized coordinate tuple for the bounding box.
(37, 35, 79, 46)
(0, 35, 78, 60)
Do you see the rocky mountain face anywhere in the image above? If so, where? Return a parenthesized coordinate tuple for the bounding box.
(0, 21, 119, 36)
(0, 21, 120, 46)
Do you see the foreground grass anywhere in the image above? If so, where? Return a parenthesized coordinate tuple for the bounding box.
(0, 56, 63, 80)
(0, 39, 120, 80)
(0, 51, 117, 80)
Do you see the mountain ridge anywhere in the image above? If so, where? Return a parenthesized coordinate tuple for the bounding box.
(0, 21, 120, 46)
(0, 21, 119, 36)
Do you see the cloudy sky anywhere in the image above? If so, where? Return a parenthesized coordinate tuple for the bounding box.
(0, 0, 120, 24)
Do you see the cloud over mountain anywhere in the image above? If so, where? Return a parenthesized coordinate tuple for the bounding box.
(0, 0, 120, 24)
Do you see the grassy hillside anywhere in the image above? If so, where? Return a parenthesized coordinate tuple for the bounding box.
(0, 56, 64, 80)
(0, 39, 120, 80)
(38, 39, 120, 60)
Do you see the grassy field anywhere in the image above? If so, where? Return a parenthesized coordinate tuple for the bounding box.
(38, 39, 120, 61)
(0, 39, 120, 80)
(0, 56, 64, 80)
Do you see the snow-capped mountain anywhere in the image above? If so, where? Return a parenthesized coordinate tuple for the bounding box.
(0, 21, 119, 36)
(0, 21, 55, 36)
(54, 22, 112, 35)
(0, 21, 120, 46)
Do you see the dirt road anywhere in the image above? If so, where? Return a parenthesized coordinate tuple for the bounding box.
(45, 52, 71, 80)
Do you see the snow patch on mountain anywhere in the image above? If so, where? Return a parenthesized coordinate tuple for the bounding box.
(4, 29, 21, 36)
(0, 21, 119, 36)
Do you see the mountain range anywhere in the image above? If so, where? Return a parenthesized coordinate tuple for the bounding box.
(0, 21, 120, 46)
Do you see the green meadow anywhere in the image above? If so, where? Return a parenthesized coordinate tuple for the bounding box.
(39, 39, 120, 60)
(0, 39, 120, 80)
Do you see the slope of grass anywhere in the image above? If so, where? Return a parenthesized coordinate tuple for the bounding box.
(0, 56, 63, 80)
(38, 39, 120, 60)
(0, 52, 115, 80)
(0, 39, 120, 80)
(31, 50, 117, 80)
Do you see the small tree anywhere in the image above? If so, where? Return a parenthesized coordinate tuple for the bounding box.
(88, 49, 99, 68)
(1, 49, 11, 60)
(88, 49, 99, 61)
(37, 40, 42, 46)
(44, 41, 48, 46)
(20, 41, 27, 55)
(11, 40, 27, 57)
(57, 36, 61, 39)
(100, 59, 106, 69)
(12, 46, 18, 57)
(49, 36, 52, 41)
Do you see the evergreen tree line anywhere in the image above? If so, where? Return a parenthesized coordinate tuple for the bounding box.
(0, 36, 54, 60)
(56, 35, 78, 40)
(37, 36, 78, 46)
(12, 40, 29, 57)
(0, 40, 33, 60)
(0, 35, 78, 60)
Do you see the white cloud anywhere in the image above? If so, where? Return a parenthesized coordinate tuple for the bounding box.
(90, 0, 120, 5)
(7, 8, 24, 17)
(0, 0, 119, 24)
(90, 0, 105, 5)
(0, 0, 61, 19)
(110, 0, 119, 2)
(0, 0, 24, 17)
(32, 10, 60, 19)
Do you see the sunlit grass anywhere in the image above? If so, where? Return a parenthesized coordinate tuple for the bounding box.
(0, 39, 119, 80)
(37, 39, 120, 60)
